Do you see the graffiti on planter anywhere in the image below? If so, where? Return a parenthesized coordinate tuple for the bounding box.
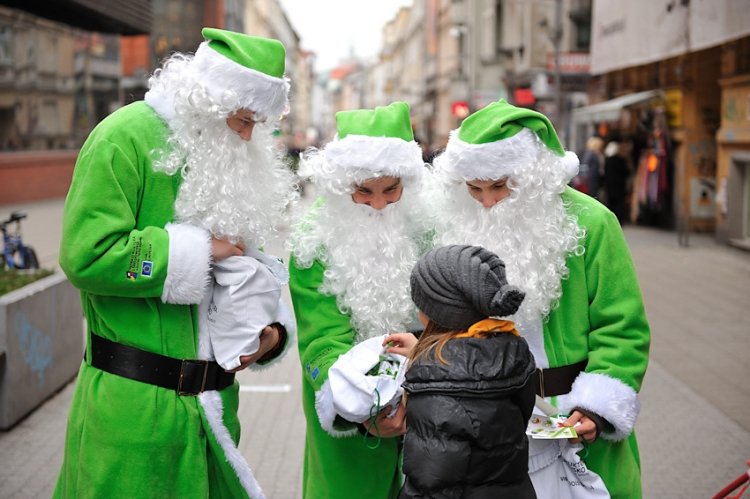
(15, 312, 52, 386)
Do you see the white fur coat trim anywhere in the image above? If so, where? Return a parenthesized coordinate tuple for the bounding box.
(193, 42, 290, 120)
(436, 128, 579, 182)
(161, 223, 212, 304)
(315, 379, 359, 438)
(199, 391, 266, 499)
(323, 135, 424, 180)
(557, 371, 641, 441)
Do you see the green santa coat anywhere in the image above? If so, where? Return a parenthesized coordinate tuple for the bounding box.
(538, 187, 651, 499)
(289, 257, 402, 499)
(55, 101, 282, 498)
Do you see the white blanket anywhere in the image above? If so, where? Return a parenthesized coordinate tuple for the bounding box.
(207, 249, 288, 370)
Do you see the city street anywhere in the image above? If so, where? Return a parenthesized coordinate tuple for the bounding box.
(1, 196, 749, 499)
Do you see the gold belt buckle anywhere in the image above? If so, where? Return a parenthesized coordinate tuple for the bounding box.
(178, 359, 209, 396)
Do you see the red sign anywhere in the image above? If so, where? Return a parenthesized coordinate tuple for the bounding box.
(451, 101, 470, 118)
(514, 88, 535, 106)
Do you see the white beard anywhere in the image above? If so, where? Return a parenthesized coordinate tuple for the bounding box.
(290, 189, 429, 342)
(153, 109, 297, 248)
(435, 176, 584, 328)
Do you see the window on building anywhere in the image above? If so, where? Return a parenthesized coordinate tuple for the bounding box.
(0, 25, 12, 66)
(568, 4, 592, 52)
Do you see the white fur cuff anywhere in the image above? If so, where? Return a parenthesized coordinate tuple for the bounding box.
(161, 223, 212, 304)
(557, 371, 641, 441)
(315, 379, 358, 438)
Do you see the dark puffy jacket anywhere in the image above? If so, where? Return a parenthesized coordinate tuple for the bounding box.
(399, 333, 537, 499)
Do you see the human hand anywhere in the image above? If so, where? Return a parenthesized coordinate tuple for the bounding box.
(564, 410, 598, 443)
(228, 325, 281, 372)
(211, 236, 245, 262)
(366, 400, 407, 438)
(383, 333, 418, 357)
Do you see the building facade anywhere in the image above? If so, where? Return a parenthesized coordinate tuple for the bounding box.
(574, 0, 750, 241)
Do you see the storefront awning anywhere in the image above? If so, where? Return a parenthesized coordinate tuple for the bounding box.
(2, 0, 152, 35)
(571, 89, 664, 123)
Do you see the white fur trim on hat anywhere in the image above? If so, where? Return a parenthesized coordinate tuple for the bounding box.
(435, 128, 579, 182)
(192, 42, 290, 120)
(315, 379, 359, 438)
(161, 223, 212, 304)
(556, 371, 641, 441)
(324, 135, 424, 180)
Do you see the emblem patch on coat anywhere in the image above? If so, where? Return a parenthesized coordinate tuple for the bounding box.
(141, 260, 153, 277)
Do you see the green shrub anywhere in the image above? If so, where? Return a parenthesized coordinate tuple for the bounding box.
(0, 269, 55, 295)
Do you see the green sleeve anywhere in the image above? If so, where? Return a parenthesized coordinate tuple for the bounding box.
(582, 206, 651, 391)
(289, 256, 356, 392)
(60, 136, 170, 298)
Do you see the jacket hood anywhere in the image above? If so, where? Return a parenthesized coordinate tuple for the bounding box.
(403, 333, 535, 396)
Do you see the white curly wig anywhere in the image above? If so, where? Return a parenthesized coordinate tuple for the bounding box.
(289, 157, 432, 342)
(145, 52, 298, 247)
(430, 134, 585, 326)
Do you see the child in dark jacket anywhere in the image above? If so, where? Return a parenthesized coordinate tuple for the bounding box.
(385, 244, 537, 499)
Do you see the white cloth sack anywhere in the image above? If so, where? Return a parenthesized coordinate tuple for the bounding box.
(207, 249, 287, 370)
(528, 438, 610, 499)
(327, 335, 407, 424)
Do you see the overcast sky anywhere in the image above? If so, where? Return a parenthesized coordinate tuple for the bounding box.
(278, 0, 414, 72)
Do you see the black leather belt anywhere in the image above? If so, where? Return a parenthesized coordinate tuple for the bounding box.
(533, 360, 587, 398)
(89, 333, 235, 396)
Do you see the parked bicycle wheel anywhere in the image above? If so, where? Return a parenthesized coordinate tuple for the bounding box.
(3, 246, 38, 270)
(22, 247, 39, 270)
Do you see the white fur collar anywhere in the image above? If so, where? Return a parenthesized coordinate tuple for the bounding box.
(144, 86, 176, 124)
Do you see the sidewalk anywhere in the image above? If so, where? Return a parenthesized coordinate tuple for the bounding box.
(1, 198, 749, 498)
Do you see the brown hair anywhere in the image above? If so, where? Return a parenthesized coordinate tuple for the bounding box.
(409, 320, 464, 366)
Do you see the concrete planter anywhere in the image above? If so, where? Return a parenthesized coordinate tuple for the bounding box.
(0, 272, 82, 429)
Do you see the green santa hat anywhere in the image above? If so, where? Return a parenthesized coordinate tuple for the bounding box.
(192, 27, 290, 120)
(435, 99, 579, 181)
(307, 102, 424, 189)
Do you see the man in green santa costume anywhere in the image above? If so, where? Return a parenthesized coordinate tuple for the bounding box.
(288, 102, 431, 498)
(55, 28, 297, 498)
(429, 99, 651, 499)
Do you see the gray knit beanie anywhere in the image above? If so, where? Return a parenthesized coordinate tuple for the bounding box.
(410, 245, 525, 330)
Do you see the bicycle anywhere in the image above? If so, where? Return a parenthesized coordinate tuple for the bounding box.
(1, 211, 39, 270)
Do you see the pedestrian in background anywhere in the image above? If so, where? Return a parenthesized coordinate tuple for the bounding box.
(604, 140, 631, 224)
(583, 135, 605, 199)
(385, 244, 536, 499)
(55, 27, 297, 498)
(287, 102, 432, 498)
(428, 99, 651, 498)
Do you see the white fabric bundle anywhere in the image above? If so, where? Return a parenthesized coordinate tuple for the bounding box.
(528, 438, 610, 498)
(328, 335, 407, 423)
(207, 249, 288, 370)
